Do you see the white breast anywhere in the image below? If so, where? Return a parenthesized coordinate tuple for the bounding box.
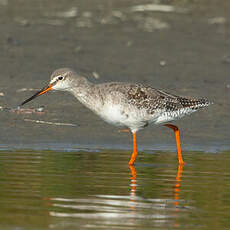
(99, 104, 128, 126)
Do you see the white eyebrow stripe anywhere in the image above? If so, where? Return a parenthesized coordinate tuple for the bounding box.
(50, 76, 61, 84)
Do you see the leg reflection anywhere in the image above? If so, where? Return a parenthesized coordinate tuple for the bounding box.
(129, 165, 137, 213)
(129, 165, 137, 197)
(173, 164, 184, 227)
(174, 164, 183, 207)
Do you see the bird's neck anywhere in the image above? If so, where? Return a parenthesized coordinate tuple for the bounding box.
(68, 77, 95, 108)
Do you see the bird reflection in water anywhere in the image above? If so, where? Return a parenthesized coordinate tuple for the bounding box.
(173, 164, 184, 228)
(128, 164, 184, 227)
(129, 165, 137, 212)
(174, 164, 183, 207)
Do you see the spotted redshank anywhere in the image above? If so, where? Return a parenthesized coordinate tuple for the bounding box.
(20, 68, 211, 165)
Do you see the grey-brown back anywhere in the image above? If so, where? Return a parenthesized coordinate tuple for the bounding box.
(93, 82, 211, 115)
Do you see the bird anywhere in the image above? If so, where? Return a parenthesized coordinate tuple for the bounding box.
(20, 68, 211, 165)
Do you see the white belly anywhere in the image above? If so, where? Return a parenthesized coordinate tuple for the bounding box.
(99, 104, 129, 126)
(97, 103, 153, 132)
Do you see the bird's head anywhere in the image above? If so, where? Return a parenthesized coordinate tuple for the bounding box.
(20, 68, 75, 106)
(49, 68, 75, 91)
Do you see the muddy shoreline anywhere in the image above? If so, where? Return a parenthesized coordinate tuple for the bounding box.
(0, 0, 229, 151)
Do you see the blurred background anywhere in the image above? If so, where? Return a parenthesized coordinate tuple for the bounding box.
(0, 0, 229, 151)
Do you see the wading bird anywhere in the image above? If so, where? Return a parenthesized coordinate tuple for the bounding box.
(21, 68, 211, 165)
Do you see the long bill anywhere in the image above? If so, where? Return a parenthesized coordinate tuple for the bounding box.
(20, 84, 53, 106)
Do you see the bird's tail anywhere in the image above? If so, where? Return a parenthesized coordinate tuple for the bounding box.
(178, 97, 212, 110)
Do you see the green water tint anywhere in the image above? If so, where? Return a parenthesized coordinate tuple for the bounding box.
(0, 150, 229, 230)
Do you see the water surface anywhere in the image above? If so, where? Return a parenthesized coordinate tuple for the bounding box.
(0, 149, 229, 230)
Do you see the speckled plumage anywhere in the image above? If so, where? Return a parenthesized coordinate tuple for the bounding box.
(81, 82, 210, 132)
(22, 68, 211, 133)
(45, 68, 211, 133)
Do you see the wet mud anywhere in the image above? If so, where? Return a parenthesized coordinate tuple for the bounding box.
(0, 0, 229, 151)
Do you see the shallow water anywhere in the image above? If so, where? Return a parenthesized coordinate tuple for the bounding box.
(0, 149, 230, 230)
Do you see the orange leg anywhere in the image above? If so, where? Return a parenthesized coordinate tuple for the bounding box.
(164, 124, 184, 165)
(129, 132, 138, 165)
(129, 165, 137, 180)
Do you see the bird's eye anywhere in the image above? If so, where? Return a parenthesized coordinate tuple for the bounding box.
(58, 76, 63, 80)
